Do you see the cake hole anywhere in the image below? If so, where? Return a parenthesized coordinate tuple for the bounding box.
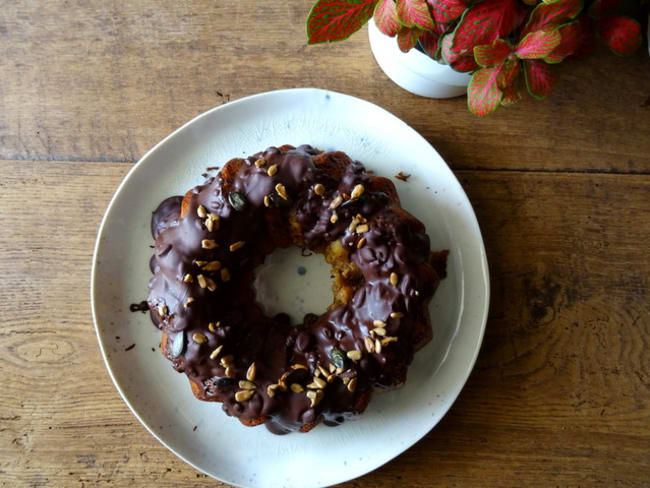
(253, 247, 333, 321)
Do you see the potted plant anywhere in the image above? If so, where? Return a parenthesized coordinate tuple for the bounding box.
(307, 0, 648, 115)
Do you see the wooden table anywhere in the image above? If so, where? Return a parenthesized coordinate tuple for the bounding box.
(1, 2, 649, 486)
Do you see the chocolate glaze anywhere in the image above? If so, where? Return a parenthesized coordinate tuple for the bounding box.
(147, 145, 444, 434)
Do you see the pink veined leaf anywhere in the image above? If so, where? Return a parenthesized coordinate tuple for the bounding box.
(515, 29, 562, 59)
(523, 59, 556, 99)
(440, 34, 477, 71)
(597, 15, 642, 56)
(396, 0, 435, 30)
(467, 67, 503, 116)
(374, 0, 400, 36)
(419, 23, 447, 58)
(473, 39, 512, 67)
(397, 26, 424, 51)
(497, 58, 521, 90)
(450, 54, 479, 72)
(307, 0, 378, 44)
(426, 0, 467, 24)
(501, 84, 522, 106)
(450, 0, 519, 55)
(545, 20, 582, 63)
(522, 0, 583, 36)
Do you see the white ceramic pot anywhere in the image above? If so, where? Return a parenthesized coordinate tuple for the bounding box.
(368, 19, 470, 98)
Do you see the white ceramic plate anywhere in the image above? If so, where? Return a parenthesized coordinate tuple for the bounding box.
(91, 88, 489, 488)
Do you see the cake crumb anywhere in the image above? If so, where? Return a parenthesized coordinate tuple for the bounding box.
(395, 172, 411, 182)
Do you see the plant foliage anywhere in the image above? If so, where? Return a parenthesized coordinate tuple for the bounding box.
(307, 0, 648, 115)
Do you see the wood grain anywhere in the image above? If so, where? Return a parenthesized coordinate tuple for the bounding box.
(0, 1, 649, 172)
(0, 161, 648, 487)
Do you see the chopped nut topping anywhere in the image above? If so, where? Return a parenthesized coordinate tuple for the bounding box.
(290, 383, 304, 393)
(263, 195, 270, 207)
(192, 332, 207, 344)
(306, 389, 324, 408)
(346, 350, 362, 361)
(220, 355, 234, 367)
(239, 380, 256, 390)
(335, 367, 344, 375)
(225, 366, 235, 378)
(197, 274, 207, 288)
(197, 205, 207, 218)
(342, 377, 350, 385)
(350, 184, 365, 200)
(209, 345, 223, 360)
(183, 297, 194, 307)
(318, 365, 329, 377)
(381, 336, 399, 346)
(373, 320, 386, 327)
(390, 272, 399, 286)
(183, 273, 193, 283)
(229, 241, 246, 252)
(390, 312, 404, 319)
(254, 158, 266, 168)
(220, 268, 230, 282)
(327, 374, 336, 383)
(355, 224, 369, 234)
(313, 377, 327, 389)
(356, 237, 366, 249)
(267, 384, 279, 397)
(205, 217, 214, 232)
(313, 183, 325, 196)
(364, 336, 375, 353)
(246, 362, 256, 382)
(374, 327, 387, 336)
(347, 377, 357, 392)
(328, 363, 336, 374)
(267, 164, 278, 176)
(203, 261, 221, 272)
(329, 195, 343, 209)
(194, 260, 207, 267)
(275, 183, 288, 200)
(201, 239, 217, 249)
(208, 213, 220, 223)
(235, 390, 254, 402)
(208, 321, 221, 332)
(206, 277, 217, 292)
(330, 213, 339, 224)
(291, 364, 308, 370)
(313, 368, 321, 378)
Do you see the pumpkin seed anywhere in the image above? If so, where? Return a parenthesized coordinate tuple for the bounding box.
(328, 348, 346, 369)
(290, 383, 304, 393)
(228, 191, 248, 211)
(346, 350, 362, 361)
(238, 380, 256, 390)
(170, 331, 185, 358)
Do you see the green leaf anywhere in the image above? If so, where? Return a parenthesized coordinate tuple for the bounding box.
(515, 29, 562, 59)
(396, 0, 435, 30)
(467, 67, 503, 116)
(473, 39, 512, 67)
(374, 0, 401, 36)
(307, 0, 378, 44)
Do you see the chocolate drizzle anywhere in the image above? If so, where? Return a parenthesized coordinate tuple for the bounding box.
(147, 145, 444, 434)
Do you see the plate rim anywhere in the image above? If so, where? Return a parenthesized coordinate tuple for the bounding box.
(90, 87, 490, 488)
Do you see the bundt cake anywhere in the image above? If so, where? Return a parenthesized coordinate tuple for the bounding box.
(147, 144, 447, 434)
